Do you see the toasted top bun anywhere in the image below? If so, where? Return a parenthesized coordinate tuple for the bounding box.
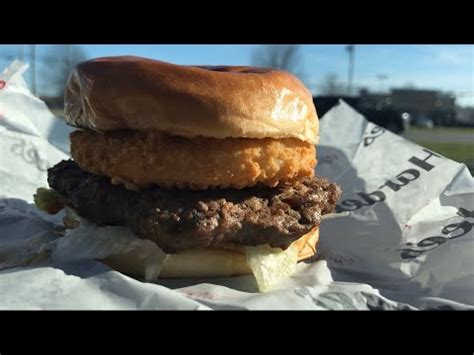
(103, 228, 319, 279)
(64, 56, 319, 144)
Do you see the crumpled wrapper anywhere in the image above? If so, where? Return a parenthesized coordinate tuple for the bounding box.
(1, 60, 473, 310)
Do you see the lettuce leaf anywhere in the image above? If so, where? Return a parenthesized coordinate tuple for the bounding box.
(33, 188, 65, 215)
(246, 244, 298, 292)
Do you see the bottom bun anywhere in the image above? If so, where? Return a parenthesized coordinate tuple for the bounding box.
(103, 228, 319, 279)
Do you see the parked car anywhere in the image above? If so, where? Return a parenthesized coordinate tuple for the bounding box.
(412, 115, 434, 128)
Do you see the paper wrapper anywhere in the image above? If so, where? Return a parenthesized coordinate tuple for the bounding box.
(1, 61, 473, 310)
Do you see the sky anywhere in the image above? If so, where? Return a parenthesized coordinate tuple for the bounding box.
(1, 44, 473, 106)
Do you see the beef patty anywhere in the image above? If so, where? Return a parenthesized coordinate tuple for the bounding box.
(48, 160, 341, 253)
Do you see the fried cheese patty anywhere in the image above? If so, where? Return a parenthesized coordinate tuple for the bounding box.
(70, 130, 317, 190)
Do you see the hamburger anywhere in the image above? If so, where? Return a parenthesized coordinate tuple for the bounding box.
(35, 56, 341, 292)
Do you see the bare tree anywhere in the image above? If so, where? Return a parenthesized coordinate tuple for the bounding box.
(319, 73, 346, 95)
(41, 45, 87, 97)
(251, 45, 304, 78)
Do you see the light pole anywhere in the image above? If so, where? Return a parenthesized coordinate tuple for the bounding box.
(17, 45, 25, 62)
(31, 45, 37, 96)
(346, 45, 355, 95)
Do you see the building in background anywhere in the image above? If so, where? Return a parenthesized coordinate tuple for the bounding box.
(456, 106, 474, 126)
(390, 89, 456, 126)
(315, 87, 463, 133)
(358, 88, 458, 126)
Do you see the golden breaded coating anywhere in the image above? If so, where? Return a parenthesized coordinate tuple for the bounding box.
(70, 130, 316, 190)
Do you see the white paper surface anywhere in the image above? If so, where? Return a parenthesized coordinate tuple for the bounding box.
(1, 61, 473, 310)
